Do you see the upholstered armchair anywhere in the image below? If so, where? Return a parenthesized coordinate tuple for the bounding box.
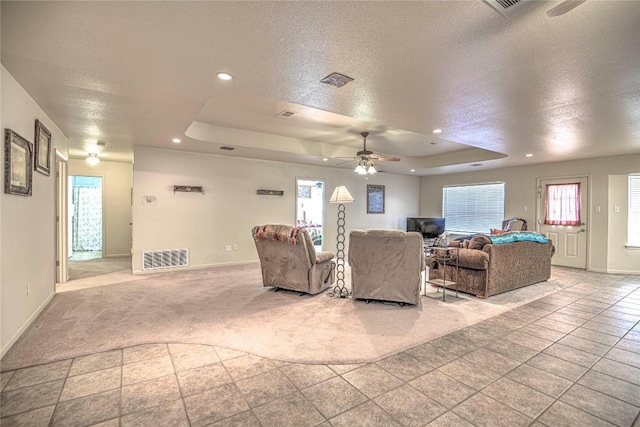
(348, 229, 425, 305)
(252, 224, 335, 295)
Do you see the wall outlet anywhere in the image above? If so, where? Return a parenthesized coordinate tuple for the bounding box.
(27, 282, 31, 295)
(614, 206, 620, 213)
(225, 245, 232, 252)
(523, 206, 528, 212)
(594, 205, 601, 213)
(233, 244, 238, 251)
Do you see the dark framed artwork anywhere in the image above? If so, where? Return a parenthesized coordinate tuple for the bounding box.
(4, 129, 33, 196)
(367, 184, 385, 214)
(34, 119, 52, 176)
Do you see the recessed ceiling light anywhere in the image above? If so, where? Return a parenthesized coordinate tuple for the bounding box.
(172, 138, 181, 144)
(432, 129, 442, 134)
(217, 72, 233, 81)
(526, 153, 533, 157)
(410, 169, 416, 172)
(322, 158, 329, 162)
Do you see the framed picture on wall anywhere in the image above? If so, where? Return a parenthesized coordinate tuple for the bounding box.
(34, 119, 52, 176)
(367, 184, 385, 214)
(4, 129, 33, 196)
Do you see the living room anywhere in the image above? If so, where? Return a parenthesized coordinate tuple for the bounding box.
(2, 1, 640, 426)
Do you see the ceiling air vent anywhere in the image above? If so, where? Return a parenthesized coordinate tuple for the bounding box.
(276, 110, 296, 118)
(483, 0, 540, 17)
(320, 72, 354, 88)
(220, 146, 235, 151)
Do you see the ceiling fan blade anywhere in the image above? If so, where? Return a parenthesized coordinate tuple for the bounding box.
(374, 157, 401, 162)
(336, 159, 357, 166)
(333, 156, 358, 160)
(547, 0, 586, 17)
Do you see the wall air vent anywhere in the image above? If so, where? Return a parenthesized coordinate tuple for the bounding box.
(142, 249, 189, 271)
(483, 0, 540, 17)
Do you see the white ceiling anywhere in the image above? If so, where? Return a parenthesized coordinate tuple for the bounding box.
(1, 1, 639, 175)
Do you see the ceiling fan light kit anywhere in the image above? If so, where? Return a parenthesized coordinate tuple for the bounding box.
(341, 132, 401, 175)
(86, 153, 100, 166)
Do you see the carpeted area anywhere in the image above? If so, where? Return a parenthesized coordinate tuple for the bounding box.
(1, 263, 608, 371)
(67, 255, 132, 281)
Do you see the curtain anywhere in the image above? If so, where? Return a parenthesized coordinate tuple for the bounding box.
(72, 186, 103, 251)
(545, 183, 581, 225)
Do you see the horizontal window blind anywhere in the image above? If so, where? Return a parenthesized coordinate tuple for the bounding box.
(443, 182, 505, 233)
(629, 176, 640, 246)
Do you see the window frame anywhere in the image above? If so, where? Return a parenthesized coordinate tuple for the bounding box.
(628, 175, 640, 248)
(442, 182, 505, 234)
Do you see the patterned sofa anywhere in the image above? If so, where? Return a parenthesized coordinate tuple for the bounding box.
(427, 233, 554, 298)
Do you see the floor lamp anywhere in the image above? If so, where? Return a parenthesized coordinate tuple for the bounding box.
(328, 185, 354, 298)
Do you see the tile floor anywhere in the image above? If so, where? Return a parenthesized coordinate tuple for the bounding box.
(1, 271, 640, 426)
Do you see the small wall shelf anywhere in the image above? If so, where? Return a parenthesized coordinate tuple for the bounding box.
(257, 189, 284, 196)
(174, 185, 204, 195)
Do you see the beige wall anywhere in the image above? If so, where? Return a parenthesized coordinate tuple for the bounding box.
(68, 159, 132, 257)
(132, 147, 420, 273)
(1, 66, 69, 355)
(419, 155, 640, 274)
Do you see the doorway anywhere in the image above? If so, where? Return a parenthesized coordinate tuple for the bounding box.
(69, 175, 103, 261)
(537, 176, 588, 269)
(296, 178, 325, 252)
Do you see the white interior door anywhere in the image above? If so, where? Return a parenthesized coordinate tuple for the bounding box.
(55, 154, 68, 284)
(537, 176, 588, 269)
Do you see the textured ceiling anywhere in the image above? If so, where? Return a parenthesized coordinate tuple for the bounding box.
(1, 1, 639, 175)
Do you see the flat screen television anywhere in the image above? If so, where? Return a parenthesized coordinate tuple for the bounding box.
(406, 217, 445, 239)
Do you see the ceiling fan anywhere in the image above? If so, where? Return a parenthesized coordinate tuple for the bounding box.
(335, 132, 400, 175)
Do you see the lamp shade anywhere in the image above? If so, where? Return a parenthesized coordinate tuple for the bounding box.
(329, 186, 354, 204)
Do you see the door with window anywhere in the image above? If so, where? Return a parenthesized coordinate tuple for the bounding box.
(537, 177, 588, 269)
(296, 178, 324, 252)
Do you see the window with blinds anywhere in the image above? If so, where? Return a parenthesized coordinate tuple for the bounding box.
(442, 182, 505, 233)
(629, 175, 640, 247)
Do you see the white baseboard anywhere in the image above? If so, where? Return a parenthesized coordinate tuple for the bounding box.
(589, 266, 640, 275)
(1, 292, 55, 358)
(604, 268, 640, 275)
(132, 260, 259, 275)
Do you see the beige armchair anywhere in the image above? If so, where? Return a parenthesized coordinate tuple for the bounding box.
(252, 224, 335, 295)
(348, 229, 425, 305)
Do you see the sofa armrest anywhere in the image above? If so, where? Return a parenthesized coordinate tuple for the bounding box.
(456, 249, 489, 270)
(315, 251, 335, 264)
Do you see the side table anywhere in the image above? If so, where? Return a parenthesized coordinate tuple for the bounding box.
(426, 246, 459, 301)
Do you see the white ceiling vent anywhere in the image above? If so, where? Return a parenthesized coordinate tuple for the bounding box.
(320, 72, 354, 88)
(483, 0, 540, 17)
(276, 110, 296, 118)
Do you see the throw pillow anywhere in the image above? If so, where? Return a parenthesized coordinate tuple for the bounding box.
(490, 228, 509, 236)
(468, 234, 491, 250)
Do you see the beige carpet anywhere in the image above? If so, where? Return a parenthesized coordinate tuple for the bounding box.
(67, 255, 132, 281)
(2, 263, 576, 371)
